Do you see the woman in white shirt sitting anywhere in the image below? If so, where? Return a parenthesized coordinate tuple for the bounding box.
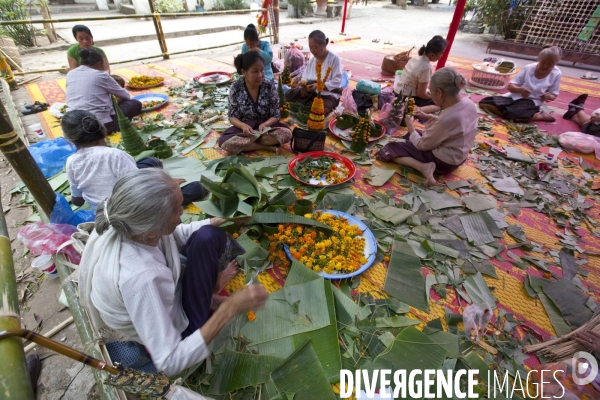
(66, 48, 141, 134)
(285, 30, 344, 116)
(479, 46, 562, 123)
(397, 35, 447, 113)
(79, 168, 268, 376)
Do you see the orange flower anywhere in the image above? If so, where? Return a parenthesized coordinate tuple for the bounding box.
(247, 311, 256, 321)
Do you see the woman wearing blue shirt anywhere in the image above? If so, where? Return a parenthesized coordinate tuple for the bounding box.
(241, 24, 274, 81)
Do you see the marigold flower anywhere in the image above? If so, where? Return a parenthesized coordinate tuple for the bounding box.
(247, 311, 256, 321)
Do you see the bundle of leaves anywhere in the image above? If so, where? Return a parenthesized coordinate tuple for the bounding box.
(196, 166, 263, 218)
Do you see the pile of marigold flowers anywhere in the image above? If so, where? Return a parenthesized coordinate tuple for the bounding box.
(267, 212, 367, 274)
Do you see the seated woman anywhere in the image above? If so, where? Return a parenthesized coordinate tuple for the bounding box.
(396, 35, 447, 113)
(285, 30, 344, 117)
(67, 25, 110, 72)
(219, 51, 292, 154)
(241, 23, 274, 81)
(563, 94, 600, 137)
(66, 48, 141, 135)
(479, 46, 563, 123)
(377, 67, 478, 186)
(79, 168, 268, 376)
(62, 110, 207, 210)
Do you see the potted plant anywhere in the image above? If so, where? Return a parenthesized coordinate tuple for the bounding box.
(196, 0, 205, 12)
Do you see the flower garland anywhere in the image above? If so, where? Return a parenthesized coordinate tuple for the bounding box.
(266, 212, 367, 274)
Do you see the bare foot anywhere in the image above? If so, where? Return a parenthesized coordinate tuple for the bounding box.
(532, 111, 556, 122)
(421, 162, 437, 187)
(215, 260, 239, 293)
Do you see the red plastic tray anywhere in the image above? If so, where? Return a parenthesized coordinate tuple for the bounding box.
(288, 151, 356, 187)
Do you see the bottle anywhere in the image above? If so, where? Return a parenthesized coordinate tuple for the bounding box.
(393, 70, 403, 95)
(29, 123, 47, 141)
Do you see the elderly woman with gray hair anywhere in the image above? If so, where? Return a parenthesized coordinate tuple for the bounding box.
(377, 67, 478, 186)
(479, 46, 563, 123)
(79, 168, 268, 376)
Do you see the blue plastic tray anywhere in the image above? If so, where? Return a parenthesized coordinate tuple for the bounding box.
(132, 93, 169, 112)
(284, 210, 377, 280)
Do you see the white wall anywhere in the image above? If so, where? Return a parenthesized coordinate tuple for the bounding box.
(131, 0, 152, 13)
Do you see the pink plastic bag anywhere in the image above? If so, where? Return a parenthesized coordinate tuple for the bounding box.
(558, 131, 600, 160)
(17, 222, 81, 264)
(379, 102, 404, 134)
(340, 87, 358, 115)
(286, 45, 305, 73)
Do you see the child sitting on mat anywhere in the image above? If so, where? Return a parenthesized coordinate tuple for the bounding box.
(61, 110, 206, 210)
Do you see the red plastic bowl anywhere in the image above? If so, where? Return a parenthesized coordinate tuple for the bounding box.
(288, 151, 356, 187)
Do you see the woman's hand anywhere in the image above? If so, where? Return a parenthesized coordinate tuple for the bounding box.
(519, 86, 532, 98)
(210, 218, 227, 226)
(174, 178, 186, 186)
(405, 115, 416, 134)
(228, 285, 268, 315)
(240, 124, 255, 136)
(573, 331, 600, 355)
(413, 109, 429, 120)
(258, 123, 271, 132)
(540, 92, 556, 102)
(591, 115, 600, 124)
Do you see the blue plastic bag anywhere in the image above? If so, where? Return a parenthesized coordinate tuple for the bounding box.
(50, 193, 95, 226)
(341, 71, 349, 88)
(29, 137, 77, 178)
(356, 79, 381, 95)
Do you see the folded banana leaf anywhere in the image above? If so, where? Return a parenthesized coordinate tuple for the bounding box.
(196, 166, 263, 218)
(112, 97, 146, 156)
(335, 115, 358, 130)
(246, 213, 333, 231)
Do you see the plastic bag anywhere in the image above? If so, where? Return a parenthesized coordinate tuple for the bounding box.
(29, 137, 77, 178)
(463, 303, 493, 343)
(49, 102, 66, 119)
(286, 45, 305, 73)
(379, 103, 404, 133)
(17, 221, 81, 265)
(50, 193, 95, 226)
(341, 70, 349, 88)
(558, 131, 600, 160)
(378, 87, 395, 109)
(340, 87, 357, 115)
(356, 79, 381, 95)
(352, 91, 373, 114)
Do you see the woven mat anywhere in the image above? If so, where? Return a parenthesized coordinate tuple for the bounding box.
(24, 41, 600, 366)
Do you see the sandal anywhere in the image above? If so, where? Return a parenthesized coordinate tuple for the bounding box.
(24, 101, 48, 109)
(21, 103, 48, 115)
(372, 39, 380, 43)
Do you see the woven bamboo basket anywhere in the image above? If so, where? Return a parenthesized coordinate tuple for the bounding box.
(469, 62, 516, 90)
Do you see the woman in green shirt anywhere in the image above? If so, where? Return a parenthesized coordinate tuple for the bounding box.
(67, 25, 110, 72)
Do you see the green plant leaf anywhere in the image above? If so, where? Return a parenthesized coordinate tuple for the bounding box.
(247, 213, 333, 230)
(460, 213, 495, 245)
(463, 272, 496, 308)
(208, 349, 284, 394)
(271, 341, 337, 400)
(370, 201, 414, 225)
(364, 166, 396, 187)
(384, 240, 429, 312)
(375, 315, 421, 328)
(543, 278, 593, 330)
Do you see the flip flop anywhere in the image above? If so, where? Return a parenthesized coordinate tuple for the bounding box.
(372, 39, 380, 43)
(581, 74, 598, 80)
(24, 101, 48, 109)
(21, 103, 48, 115)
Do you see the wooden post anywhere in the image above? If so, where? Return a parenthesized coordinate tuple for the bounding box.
(0, 96, 55, 217)
(436, 0, 467, 69)
(39, 1, 57, 43)
(273, 0, 279, 44)
(0, 189, 35, 400)
(147, 0, 170, 59)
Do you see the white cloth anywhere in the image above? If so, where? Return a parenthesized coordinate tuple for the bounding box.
(504, 63, 562, 106)
(398, 54, 433, 96)
(79, 220, 211, 376)
(66, 146, 137, 209)
(301, 51, 344, 99)
(66, 65, 131, 124)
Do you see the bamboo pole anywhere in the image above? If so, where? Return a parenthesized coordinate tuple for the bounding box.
(39, 1, 57, 43)
(54, 254, 121, 400)
(147, 0, 169, 60)
(0, 93, 54, 217)
(273, 0, 279, 44)
(24, 317, 74, 353)
(0, 10, 267, 26)
(0, 186, 35, 400)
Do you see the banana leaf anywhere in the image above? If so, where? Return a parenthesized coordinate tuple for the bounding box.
(543, 278, 593, 330)
(422, 240, 460, 258)
(319, 193, 355, 214)
(528, 275, 572, 336)
(112, 97, 146, 156)
(239, 279, 330, 345)
(284, 261, 341, 383)
(460, 213, 495, 245)
(246, 213, 333, 231)
(271, 340, 337, 400)
(162, 156, 215, 187)
(463, 272, 496, 309)
(364, 166, 396, 187)
(370, 201, 414, 225)
(332, 286, 371, 325)
(208, 349, 284, 394)
(247, 337, 294, 359)
(197, 166, 262, 218)
(374, 326, 449, 371)
(235, 233, 269, 278)
(268, 188, 297, 206)
(375, 315, 421, 328)
(384, 240, 429, 312)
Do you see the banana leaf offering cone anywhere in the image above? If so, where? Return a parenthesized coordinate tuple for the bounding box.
(307, 95, 325, 131)
(111, 97, 146, 156)
(350, 115, 371, 153)
(278, 76, 290, 118)
(280, 66, 292, 85)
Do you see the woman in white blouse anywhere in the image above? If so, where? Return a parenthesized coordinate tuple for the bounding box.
(79, 168, 267, 376)
(66, 48, 141, 134)
(285, 30, 344, 116)
(479, 46, 563, 123)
